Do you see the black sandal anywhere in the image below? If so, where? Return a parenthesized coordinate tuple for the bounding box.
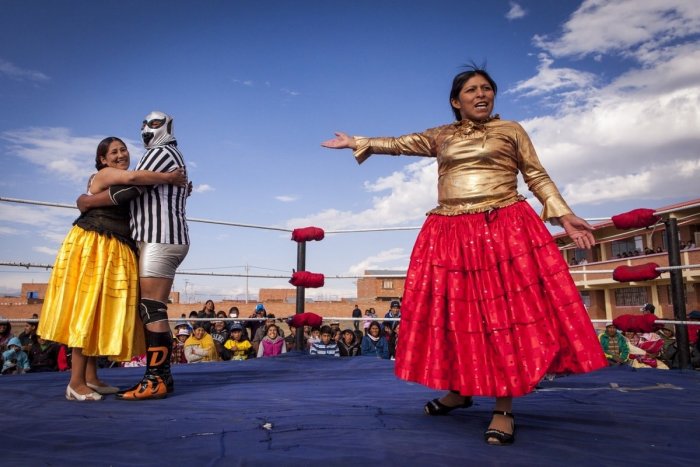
(424, 391, 473, 416)
(484, 410, 515, 446)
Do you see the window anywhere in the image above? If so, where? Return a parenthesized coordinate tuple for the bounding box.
(580, 291, 591, 308)
(611, 236, 643, 257)
(614, 287, 648, 306)
(382, 280, 393, 290)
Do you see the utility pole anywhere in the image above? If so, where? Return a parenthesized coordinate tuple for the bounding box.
(245, 264, 249, 304)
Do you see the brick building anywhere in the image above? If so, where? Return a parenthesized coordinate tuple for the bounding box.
(356, 269, 406, 303)
(556, 198, 700, 320)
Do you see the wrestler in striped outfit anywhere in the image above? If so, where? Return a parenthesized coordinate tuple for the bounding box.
(117, 111, 190, 401)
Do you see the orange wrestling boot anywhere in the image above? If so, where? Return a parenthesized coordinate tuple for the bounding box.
(116, 328, 174, 401)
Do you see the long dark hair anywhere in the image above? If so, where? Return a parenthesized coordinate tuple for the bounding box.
(449, 65, 498, 121)
(95, 136, 126, 170)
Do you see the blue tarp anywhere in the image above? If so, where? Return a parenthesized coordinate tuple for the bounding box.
(1, 353, 699, 466)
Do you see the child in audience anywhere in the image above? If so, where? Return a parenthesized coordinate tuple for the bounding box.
(257, 324, 287, 358)
(224, 324, 253, 360)
(2, 337, 30, 374)
(171, 328, 190, 364)
(307, 326, 321, 350)
(339, 329, 361, 357)
(310, 326, 340, 357)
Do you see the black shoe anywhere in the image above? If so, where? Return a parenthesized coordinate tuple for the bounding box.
(484, 411, 515, 446)
(424, 392, 473, 416)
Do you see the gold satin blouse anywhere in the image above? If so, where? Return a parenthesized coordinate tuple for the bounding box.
(353, 116, 572, 220)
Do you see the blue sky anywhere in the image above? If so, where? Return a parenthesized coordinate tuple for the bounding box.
(1, 0, 698, 303)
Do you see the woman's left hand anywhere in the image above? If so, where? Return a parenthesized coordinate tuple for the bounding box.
(559, 214, 595, 250)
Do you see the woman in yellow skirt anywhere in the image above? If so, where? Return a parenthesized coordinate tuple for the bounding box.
(38, 137, 186, 401)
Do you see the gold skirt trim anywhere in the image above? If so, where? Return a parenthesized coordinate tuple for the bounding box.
(37, 226, 145, 361)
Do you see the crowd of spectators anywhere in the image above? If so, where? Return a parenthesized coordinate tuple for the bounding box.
(6, 299, 699, 376)
(1, 316, 70, 375)
(599, 306, 700, 370)
(0, 300, 404, 375)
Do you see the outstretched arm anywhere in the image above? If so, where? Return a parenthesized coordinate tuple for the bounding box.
(321, 132, 357, 150)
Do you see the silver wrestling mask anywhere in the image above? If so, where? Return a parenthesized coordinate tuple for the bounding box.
(141, 111, 175, 148)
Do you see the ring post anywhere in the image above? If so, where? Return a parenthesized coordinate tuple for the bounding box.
(295, 241, 306, 350)
(666, 217, 690, 369)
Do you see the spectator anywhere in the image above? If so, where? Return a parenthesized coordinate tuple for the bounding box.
(599, 324, 629, 366)
(210, 320, 230, 359)
(363, 308, 377, 335)
(227, 307, 245, 335)
(361, 321, 390, 359)
(171, 328, 190, 365)
(333, 328, 342, 344)
(382, 322, 393, 342)
(383, 300, 401, 331)
(188, 310, 200, 330)
(307, 326, 321, 350)
(389, 323, 401, 360)
(655, 246, 663, 253)
(257, 324, 286, 358)
(247, 304, 267, 343)
(57, 344, 71, 371)
(224, 324, 253, 360)
(173, 319, 193, 335)
(0, 317, 14, 353)
(2, 337, 30, 375)
(27, 337, 60, 372)
(339, 329, 361, 357)
(640, 303, 656, 315)
(284, 322, 305, 352)
(18, 320, 38, 352)
(624, 331, 668, 369)
(253, 314, 284, 354)
(198, 300, 216, 333)
(352, 304, 362, 331)
(310, 326, 340, 357)
(329, 320, 341, 335)
(184, 324, 219, 363)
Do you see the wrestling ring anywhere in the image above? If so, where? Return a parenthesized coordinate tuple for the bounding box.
(1, 196, 699, 466)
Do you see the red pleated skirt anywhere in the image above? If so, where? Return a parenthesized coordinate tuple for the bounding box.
(395, 201, 607, 397)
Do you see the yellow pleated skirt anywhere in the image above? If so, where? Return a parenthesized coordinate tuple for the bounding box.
(37, 225, 145, 361)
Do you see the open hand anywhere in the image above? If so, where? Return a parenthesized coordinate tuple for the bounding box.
(321, 132, 357, 150)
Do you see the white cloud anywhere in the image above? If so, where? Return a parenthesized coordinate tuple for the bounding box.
(1, 127, 141, 184)
(275, 195, 297, 202)
(0, 226, 20, 235)
(285, 158, 436, 231)
(348, 248, 409, 275)
(0, 203, 76, 229)
(281, 88, 300, 97)
(533, 0, 700, 60)
(0, 58, 50, 82)
(561, 159, 700, 205)
(509, 53, 596, 99)
(33, 246, 58, 256)
(506, 2, 526, 20)
(505, 2, 700, 209)
(194, 184, 214, 193)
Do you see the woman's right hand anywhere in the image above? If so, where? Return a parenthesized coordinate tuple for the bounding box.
(167, 168, 188, 187)
(321, 132, 357, 150)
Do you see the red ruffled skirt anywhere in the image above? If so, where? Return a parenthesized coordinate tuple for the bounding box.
(395, 201, 607, 397)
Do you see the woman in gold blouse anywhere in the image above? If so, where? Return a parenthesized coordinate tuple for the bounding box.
(322, 67, 607, 445)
